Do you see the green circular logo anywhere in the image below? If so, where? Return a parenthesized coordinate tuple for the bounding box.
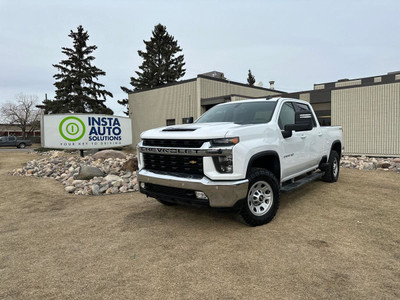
(59, 116, 86, 141)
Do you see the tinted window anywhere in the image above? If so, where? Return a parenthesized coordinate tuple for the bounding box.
(294, 103, 317, 127)
(196, 101, 277, 124)
(278, 102, 295, 130)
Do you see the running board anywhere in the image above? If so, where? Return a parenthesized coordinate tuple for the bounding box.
(281, 172, 325, 193)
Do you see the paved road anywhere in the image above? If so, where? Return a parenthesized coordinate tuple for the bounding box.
(0, 147, 35, 153)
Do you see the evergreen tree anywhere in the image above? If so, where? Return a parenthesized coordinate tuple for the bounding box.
(118, 23, 185, 115)
(247, 69, 256, 86)
(44, 25, 113, 114)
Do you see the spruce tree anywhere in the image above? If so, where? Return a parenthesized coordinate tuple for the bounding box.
(44, 25, 113, 114)
(118, 23, 185, 115)
(247, 69, 256, 86)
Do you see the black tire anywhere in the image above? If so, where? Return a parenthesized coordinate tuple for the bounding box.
(322, 150, 340, 183)
(18, 143, 26, 149)
(240, 169, 280, 227)
(156, 198, 177, 206)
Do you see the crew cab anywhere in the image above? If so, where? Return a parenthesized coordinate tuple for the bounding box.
(137, 97, 343, 226)
(0, 136, 32, 148)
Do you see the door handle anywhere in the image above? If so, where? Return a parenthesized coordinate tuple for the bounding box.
(318, 132, 323, 136)
(300, 135, 306, 139)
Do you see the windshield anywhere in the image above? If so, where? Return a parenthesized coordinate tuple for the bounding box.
(196, 101, 277, 124)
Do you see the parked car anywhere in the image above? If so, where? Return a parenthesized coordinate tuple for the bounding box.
(0, 136, 32, 148)
(137, 97, 343, 226)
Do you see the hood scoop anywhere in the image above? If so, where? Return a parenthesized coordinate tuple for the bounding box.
(162, 127, 198, 132)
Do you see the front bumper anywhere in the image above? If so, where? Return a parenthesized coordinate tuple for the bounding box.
(138, 169, 248, 208)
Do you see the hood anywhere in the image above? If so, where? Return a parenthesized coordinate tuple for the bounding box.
(140, 122, 244, 140)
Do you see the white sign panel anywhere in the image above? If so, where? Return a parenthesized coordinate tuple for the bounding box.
(43, 114, 132, 149)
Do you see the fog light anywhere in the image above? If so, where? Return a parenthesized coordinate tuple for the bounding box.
(140, 182, 146, 189)
(195, 191, 208, 200)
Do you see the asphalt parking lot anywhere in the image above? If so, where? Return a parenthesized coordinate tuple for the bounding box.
(1, 152, 399, 299)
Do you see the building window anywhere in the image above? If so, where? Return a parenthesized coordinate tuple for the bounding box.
(166, 119, 175, 126)
(182, 117, 194, 124)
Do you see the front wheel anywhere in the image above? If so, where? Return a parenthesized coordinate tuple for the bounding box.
(240, 169, 280, 226)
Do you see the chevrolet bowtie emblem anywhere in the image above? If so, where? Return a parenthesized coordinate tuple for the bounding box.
(189, 160, 197, 164)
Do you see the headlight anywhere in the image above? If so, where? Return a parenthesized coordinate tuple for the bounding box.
(211, 137, 239, 146)
(213, 155, 233, 173)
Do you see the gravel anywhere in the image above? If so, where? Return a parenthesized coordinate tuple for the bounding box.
(340, 155, 400, 173)
(10, 150, 139, 195)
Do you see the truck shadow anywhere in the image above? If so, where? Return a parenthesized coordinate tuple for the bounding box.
(123, 201, 244, 230)
(279, 180, 325, 209)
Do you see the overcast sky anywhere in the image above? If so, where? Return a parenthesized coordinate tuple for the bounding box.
(1, 0, 399, 116)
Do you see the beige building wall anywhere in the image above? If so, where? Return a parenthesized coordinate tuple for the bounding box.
(199, 77, 280, 99)
(299, 93, 310, 102)
(332, 83, 400, 156)
(130, 80, 197, 146)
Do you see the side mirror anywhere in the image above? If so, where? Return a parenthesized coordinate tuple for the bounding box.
(281, 110, 314, 139)
(282, 128, 293, 138)
(282, 123, 313, 139)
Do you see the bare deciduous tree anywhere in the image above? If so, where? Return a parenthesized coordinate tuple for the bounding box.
(1, 94, 41, 138)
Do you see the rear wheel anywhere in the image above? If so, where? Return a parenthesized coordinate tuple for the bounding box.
(18, 143, 26, 149)
(322, 150, 340, 182)
(240, 169, 280, 226)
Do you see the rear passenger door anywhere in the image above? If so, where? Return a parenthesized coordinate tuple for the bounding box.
(293, 103, 321, 168)
(8, 136, 17, 146)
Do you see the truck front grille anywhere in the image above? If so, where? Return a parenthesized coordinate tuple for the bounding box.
(143, 139, 207, 148)
(143, 153, 203, 175)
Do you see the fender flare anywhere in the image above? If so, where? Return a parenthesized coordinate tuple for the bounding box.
(246, 150, 281, 180)
(330, 140, 342, 158)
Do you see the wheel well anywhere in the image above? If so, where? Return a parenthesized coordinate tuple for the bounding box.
(331, 141, 342, 158)
(247, 153, 280, 182)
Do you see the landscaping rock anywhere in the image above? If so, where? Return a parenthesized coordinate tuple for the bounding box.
(92, 184, 100, 196)
(75, 165, 104, 180)
(92, 150, 126, 160)
(340, 155, 400, 173)
(379, 162, 391, 169)
(65, 186, 76, 193)
(104, 174, 122, 182)
(122, 157, 138, 172)
(10, 150, 138, 196)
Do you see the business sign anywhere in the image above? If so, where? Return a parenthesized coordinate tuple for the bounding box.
(42, 114, 132, 149)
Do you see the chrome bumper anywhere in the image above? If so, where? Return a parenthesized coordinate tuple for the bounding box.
(137, 169, 248, 208)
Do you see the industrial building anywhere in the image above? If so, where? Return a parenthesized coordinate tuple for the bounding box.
(129, 72, 282, 145)
(0, 123, 41, 143)
(129, 71, 400, 157)
(284, 71, 400, 157)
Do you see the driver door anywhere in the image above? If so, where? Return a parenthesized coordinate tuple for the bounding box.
(278, 102, 307, 179)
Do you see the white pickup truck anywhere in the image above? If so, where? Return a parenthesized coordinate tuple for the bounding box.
(137, 97, 343, 226)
